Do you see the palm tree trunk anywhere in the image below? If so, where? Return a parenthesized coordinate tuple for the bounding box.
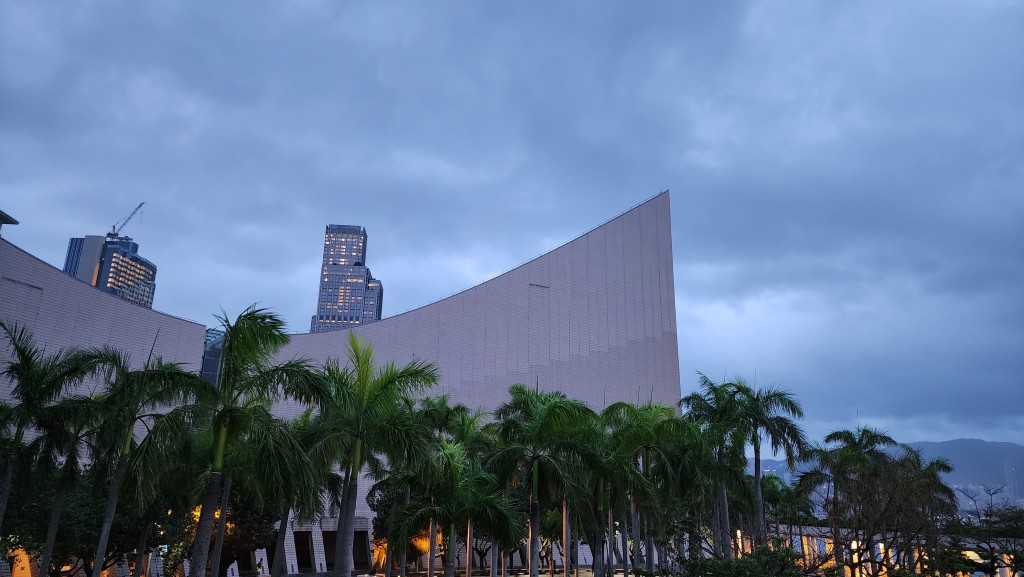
(644, 518, 653, 572)
(93, 455, 130, 577)
(752, 443, 765, 546)
(400, 487, 410, 577)
(629, 497, 641, 573)
(465, 519, 473, 577)
(490, 544, 498, 577)
(333, 467, 352, 577)
(0, 455, 14, 535)
(271, 508, 289, 577)
(337, 468, 359, 577)
(210, 476, 233, 577)
(131, 510, 153, 577)
(717, 481, 732, 560)
(530, 463, 541, 577)
(384, 540, 394, 577)
(606, 505, 614, 577)
(619, 507, 629, 577)
(590, 505, 604, 577)
(39, 480, 70, 577)
(710, 497, 722, 558)
(561, 498, 569, 577)
(443, 523, 456, 577)
(428, 518, 437, 577)
(190, 471, 225, 577)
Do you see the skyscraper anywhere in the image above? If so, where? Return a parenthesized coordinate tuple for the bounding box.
(310, 225, 384, 333)
(63, 235, 158, 308)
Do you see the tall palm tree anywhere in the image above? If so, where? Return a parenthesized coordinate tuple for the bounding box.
(491, 384, 596, 577)
(679, 374, 747, 559)
(315, 332, 438, 577)
(149, 306, 324, 577)
(602, 402, 695, 572)
(0, 320, 95, 534)
(87, 348, 207, 577)
(731, 378, 805, 545)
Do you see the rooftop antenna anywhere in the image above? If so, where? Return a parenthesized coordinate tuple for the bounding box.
(107, 202, 145, 239)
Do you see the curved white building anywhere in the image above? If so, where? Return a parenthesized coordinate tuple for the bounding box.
(0, 191, 680, 575)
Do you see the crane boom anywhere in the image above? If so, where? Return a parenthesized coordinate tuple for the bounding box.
(109, 202, 145, 237)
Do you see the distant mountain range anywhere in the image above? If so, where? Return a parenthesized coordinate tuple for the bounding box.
(756, 438, 1024, 505)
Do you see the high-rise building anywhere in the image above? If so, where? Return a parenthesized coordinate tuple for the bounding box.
(63, 235, 158, 309)
(310, 225, 384, 333)
(63, 235, 105, 284)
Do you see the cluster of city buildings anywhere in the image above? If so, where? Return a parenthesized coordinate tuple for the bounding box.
(61, 218, 386, 332)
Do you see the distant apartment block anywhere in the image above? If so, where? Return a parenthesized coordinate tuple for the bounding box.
(310, 225, 384, 333)
(63, 234, 158, 309)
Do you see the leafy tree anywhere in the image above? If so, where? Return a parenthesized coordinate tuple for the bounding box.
(491, 384, 596, 577)
(394, 439, 524, 577)
(87, 348, 206, 577)
(130, 306, 322, 577)
(30, 397, 97, 576)
(314, 332, 438, 577)
(798, 426, 897, 570)
(730, 378, 805, 545)
(680, 374, 747, 559)
(0, 320, 95, 534)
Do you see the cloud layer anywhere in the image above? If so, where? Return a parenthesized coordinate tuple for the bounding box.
(3, 2, 1022, 445)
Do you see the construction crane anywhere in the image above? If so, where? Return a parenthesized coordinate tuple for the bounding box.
(107, 202, 145, 238)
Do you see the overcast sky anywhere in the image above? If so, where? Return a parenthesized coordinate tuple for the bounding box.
(2, 2, 1021, 446)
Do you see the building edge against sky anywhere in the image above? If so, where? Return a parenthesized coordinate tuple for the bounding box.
(0, 191, 680, 574)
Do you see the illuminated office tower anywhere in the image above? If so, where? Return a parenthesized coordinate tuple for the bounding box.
(63, 235, 157, 308)
(310, 225, 384, 333)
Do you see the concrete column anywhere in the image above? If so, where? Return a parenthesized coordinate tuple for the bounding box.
(253, 549, 270, 576)
(312, 525, 328, 574)
(148, 552, 165, 577)
(284, 517, 299, 575)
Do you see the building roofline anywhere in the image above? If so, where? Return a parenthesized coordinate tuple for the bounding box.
(291, 189, 671, 335)
(0, 237, 204, 328)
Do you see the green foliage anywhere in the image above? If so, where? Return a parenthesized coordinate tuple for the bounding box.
(675, 545, 803, 577)
(1, 466, 168, 577)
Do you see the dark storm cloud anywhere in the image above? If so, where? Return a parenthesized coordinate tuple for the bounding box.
(2, 1, 1022, 445)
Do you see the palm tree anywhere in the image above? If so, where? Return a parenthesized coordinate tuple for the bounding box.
(143, 306, 324, 577)
(228, 411, 336, 577)
(315, 332, 438, 577)
(796, 426, 897, 570)
(602, 402, 696, 572)
(394, 439, 523, 577)
(679, 374, 747, 559)
(731, 378, 805, 545)
(30, 396, 97, 576)
(491, 384, 596, 577)
(0, 320, 95, 534)
(87, 348, 207, 577)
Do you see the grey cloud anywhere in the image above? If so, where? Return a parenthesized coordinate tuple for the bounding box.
(2, 1, 1022, 444)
